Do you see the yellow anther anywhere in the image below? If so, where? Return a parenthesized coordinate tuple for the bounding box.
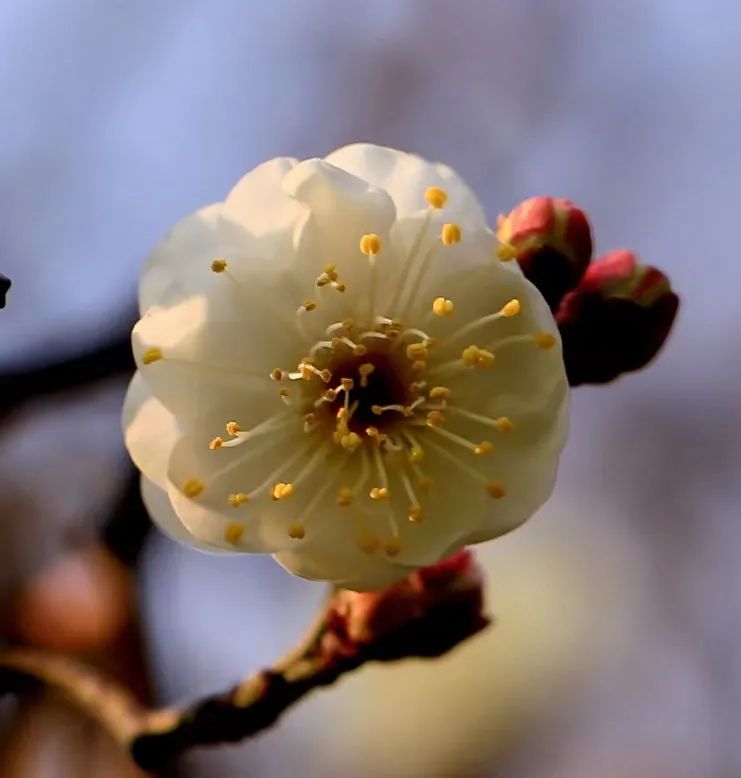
(358, 534, 380, 554)
(303, 300, 317, 311)
(337, 487, 353, 506)
(486, 482, 506, 499)
(477, 349, 496, 368)
(352, 343, 368, 356)
(224, 522, 245, 544)
(319, 369, 332, 383)
(534, 332, 556, 349)
(408, 505, 424, 523)
(228, 492, 249, 507)
(497, 243, 517, 261)
(211, 258, 228, 273)
(271, 482, 295, 501)
(429, 386, 451, 401)
(371, 405, 383, 416)
(411, 360, 427, 373)
(334, 282, 347, 293)
(425, 186, 447, 209)
(409, 446, 425, 463)
(324, 263, 338, 278)
(501, 298, 521, 317)
(441, 223, 462, 246)
(365, 426, 387, 443)
(384, 537, 403, 557)
(474, 440, 494, 456)
(340, 377, 354, 391)
(426, 410, 445, 427)
(494, 416, 515, 435)
(142, 347, 163, 365)
(182, 478, 204, 498)
(406, 342, 428, 361)
(226, 421, 243, 436)
(432, 297, 455, 317)
(358, 362, 375, 387)
(370, 486, 390, 501)
(279, 388, 290, 402)
(359, 233, 382, 256)
(323, 388, 338, 402)
(209, 436, 223, 450)
(340, 432, 363, 453)
(270, 368, 286, 381)
(461, 345, 480, 366)
(288, 523, 306, 539)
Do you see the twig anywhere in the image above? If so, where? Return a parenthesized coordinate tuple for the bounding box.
(0, 551, 488, 770)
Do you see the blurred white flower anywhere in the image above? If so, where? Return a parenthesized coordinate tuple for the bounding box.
(123, 144, 568, 590)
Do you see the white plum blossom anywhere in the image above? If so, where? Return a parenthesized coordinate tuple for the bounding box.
(123, 144, 569, 590)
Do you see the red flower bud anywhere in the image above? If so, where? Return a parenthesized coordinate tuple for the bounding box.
(556, 250, 679, 385)
(496, 197, 593, 309)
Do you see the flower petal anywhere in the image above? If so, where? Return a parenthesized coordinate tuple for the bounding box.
(122, 372, 180, 490)
(325, 143, 487, 227)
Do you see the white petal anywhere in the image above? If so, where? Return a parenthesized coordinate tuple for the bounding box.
(122, 372, 180, 490)
(223, 156, 301, 237)
(325, 143, 487, 227)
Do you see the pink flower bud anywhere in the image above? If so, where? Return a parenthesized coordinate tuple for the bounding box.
(496, 197, 593, 309)
(556, 250, 679, 385)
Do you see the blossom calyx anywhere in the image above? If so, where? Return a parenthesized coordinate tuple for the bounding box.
(496, 197, 593, 310)
(556, 249, 679, 385)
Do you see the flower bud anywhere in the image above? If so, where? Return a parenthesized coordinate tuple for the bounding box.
(328, 549, 488, 660)
(496, 197, 593, 309)
(556, 249, 679, 385)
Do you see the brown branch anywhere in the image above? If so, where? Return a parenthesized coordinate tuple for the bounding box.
(0, 550, 488, 771)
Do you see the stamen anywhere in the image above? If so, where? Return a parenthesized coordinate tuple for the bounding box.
(359, 233, 382, 256)
(142, 347, 163, 365)
(400, 470, 424, 523)
(182, 478, 204, 498)
(360, 233, 382, 323)
(278, 388, 291, 405)
(384, 537, 403, 557)
(422, 422, 493, 456)
(442, 406, 516, 435)
(389, 210, 434, 314)
(486, 482, 506, 499)
(270, 368, 286, 382)
(209, 437, 223, 450)
(370, 444, 391, 500)
(296, 299, 317, 315)
(432, 297, 455, 317)
(425, 186, 447, 209)
(228, 492, 249, 507)
(406, 342, 428, 361)
(423, 436, 506, 500)
(438, 298, 522, 348)
(288, 524, 306, 539)
(429, 386, 451, 401)
(224, 522, 245, 544)
(533, 332, 556, 349)
(271, 482, 294, 500)
(211, 259, 228, 273)
(219, 412, 292, 448)
(358, 362, 375, 387)
(441, 223, 462, 246)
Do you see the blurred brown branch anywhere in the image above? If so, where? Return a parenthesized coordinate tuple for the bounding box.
(0, 550, 488, 770)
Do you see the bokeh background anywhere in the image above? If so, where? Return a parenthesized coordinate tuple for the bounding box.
(1, 2, 740, 776)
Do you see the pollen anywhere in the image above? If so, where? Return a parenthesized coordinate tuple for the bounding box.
(495, 416, 515, 435)
(426, 410, 445, 427)
(209, 436, 223, 450)
(337, 487, 353, 506)
(358, 533, 380, 553)
(474, 441, 494, 456)
(142, 347, 163, 365)
(408, 505, 424, 523)
(432, 297, 455, 317)
(370, 486, 390, 501)
(486, 482, 506, 499)
(182, 478, 204, 498)
(462, 345, 481, 367)
(271, 482, 295, 500)
(384, 537, 403, 557)
(441, 223, 462, 246)
(501, 298, 521, 317)
(211, 258, 228, 273)
(226, 421, 243, 436)
(224, 523, 245, 544)
(360, 233, 382, 256)
(429, 386, 451, 401)
(340, 432, 363, 453)
(425, 186, 447, 209)
(288, 523, 306, 539)
(534, 332, 556, 349)
(228, 492, 249, 507)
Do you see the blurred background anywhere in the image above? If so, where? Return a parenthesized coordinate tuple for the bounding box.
(1, 1, 739, 776)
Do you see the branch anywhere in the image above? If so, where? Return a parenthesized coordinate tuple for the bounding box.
(0, 550, 488, 770)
